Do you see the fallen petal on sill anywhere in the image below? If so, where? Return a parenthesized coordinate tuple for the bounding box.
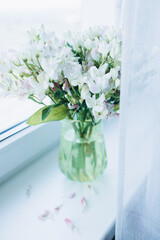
(81, 196, 88, 212)
(68, 193, 76, 199)
(38, 210, 53, 221)
(64, 218, 78, 231)
(54, 203, 63, 213)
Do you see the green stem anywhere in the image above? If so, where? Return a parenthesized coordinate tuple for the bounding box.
(23, 60, 38, 82)
(10, 72, 18, 80)
(46, 93, 56, 104)
(28, 95, 46, 105)
(78, 142, 86, 179)
(36, 56, 43, 71)
(70, 84, 80, 97)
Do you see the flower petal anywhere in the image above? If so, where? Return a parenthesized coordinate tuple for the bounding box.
(38, 210, 52, 221)
(64, 218, 77, 231)
(81, 196, 87, 211)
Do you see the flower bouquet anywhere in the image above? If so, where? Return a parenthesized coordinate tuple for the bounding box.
(0, 26, 121, 182)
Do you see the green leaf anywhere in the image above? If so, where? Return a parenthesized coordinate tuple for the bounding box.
(113, 104, 119, 111)
(42, 106, 53, 121)
(105, 92, 111, 99)
(27, 104, 69, 126)
(41, 101, 67, 121)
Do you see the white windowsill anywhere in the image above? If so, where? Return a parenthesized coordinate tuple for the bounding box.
(0, 122, 60, 184)
(0, 118, 119, 240)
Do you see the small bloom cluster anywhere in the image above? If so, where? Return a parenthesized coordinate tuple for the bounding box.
(0, 25, 121, 122)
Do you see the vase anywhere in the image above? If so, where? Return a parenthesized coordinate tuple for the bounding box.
(59, 119, 107, 182)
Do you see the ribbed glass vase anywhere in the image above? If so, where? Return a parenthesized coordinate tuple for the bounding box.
(59, 119, 107, 182)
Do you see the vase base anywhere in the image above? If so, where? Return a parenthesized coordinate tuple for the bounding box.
(59, 159, 107, 182)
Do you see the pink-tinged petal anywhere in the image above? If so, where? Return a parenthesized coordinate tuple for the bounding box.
(38, 210, 52, 221)
(54, 207, 60, 213)
(64, 218, 72, 226)
(54, 203, 63, 213)
(81, 196, 87, 211)
(68, 193, 76, 199)
(81, 196, 86, 205)
(63, 192, 76, 199)
(68, 103, 79, 110)
(64, 218, 77, 231)
(63, 78, 71, 92)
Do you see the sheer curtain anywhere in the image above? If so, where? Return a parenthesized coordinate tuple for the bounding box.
(116, 0, 160, 239)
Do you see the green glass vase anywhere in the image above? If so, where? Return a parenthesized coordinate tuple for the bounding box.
(59, 119, 107, 182)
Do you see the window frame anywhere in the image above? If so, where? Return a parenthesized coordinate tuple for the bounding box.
(0, 120, 29, 142)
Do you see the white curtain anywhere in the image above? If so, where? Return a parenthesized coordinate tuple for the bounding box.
(116, 0, 160, 239)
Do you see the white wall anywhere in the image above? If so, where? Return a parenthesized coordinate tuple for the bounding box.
(81, 0, 116, 28)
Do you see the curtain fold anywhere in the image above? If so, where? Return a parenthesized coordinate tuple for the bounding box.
(116, 0, 160, 239)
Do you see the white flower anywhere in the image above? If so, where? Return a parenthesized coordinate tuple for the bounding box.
(91, 48, 101, 61)
(0, 70, 34, 100)
(110, 39, 121, 60)
(92, 107, 108, 120)
(0, 75, 12, 97)
(55, 47, 75, 64)
(17, 78, 34, 100)
(84, 93, 108, 120)
(65, 30, 82, 52)
(64, 63, 83, 87)
(31, 71, 50, 100)
(85, 94, 105, 109)
(37, 71, 49, 88)
(0, 55, 13, 74)
(40, 57, 60, 81)
(84, 26, 106, 40)
(43, 32, 60, 57)
(84, 53, 94, 69)
(81, 84, 90, 100)
(98, 40, 112, 58)
(84, 38, 94, 50)
(26, 25, 60, 60)
(115, 78, 120, 88)
(110, 66, 120, 80)
(103, 27, 115, 41)
(87, 63, 110, 93)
